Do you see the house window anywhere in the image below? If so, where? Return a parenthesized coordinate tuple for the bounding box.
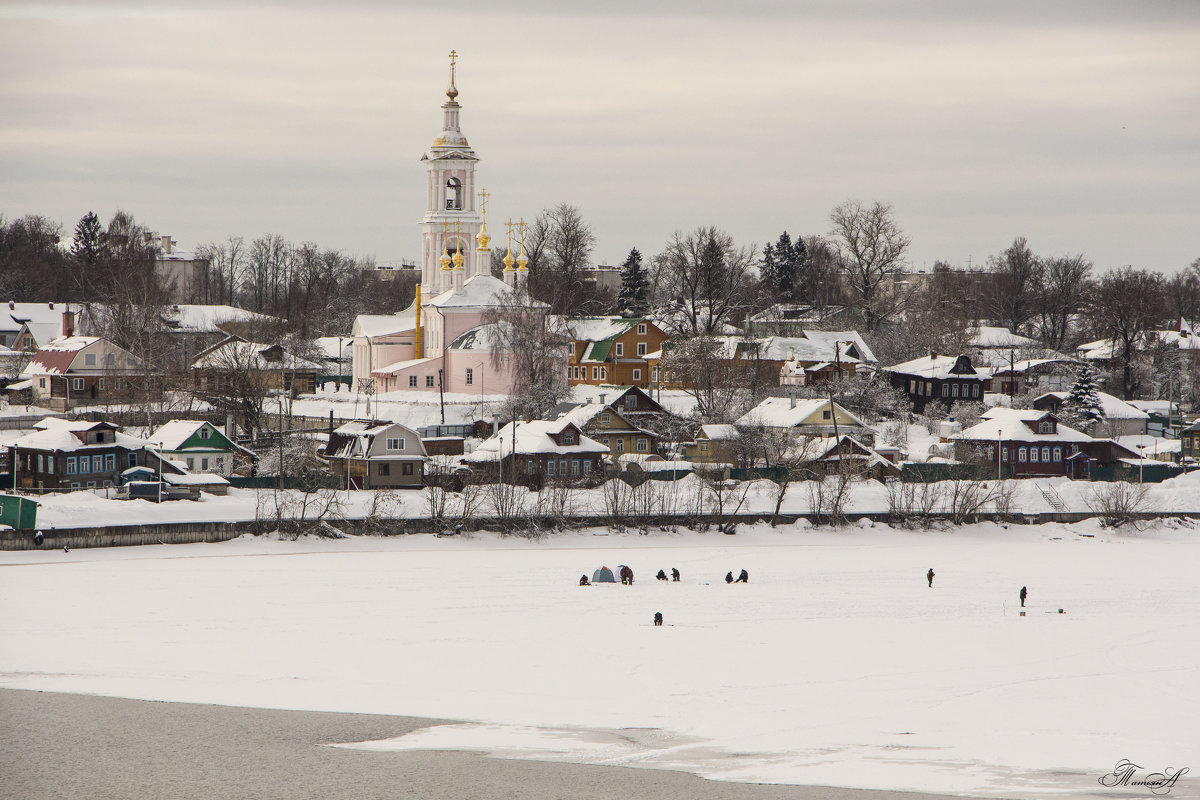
(128, 453, 138, 467)
(637, 324, 647, 335)
(600, 413, 611, 424)
(201, 458, 209, 470)
(822, 410, 831, 420)
(426, 375, 435, 387)
(199, 428, 210, 439)
(71, 378, 85, 391)
(925, 382, 932, 396)
(1042, 447, 1051, 462)
(616, 438, 625, 452)
(1030, 448, 1039, 463)
(547, 460, 556, 476)
(952, 384, 960, 397)
(98, 378, 106, 390)
(105, 353, 115, 366)
(582, 460, 591, 474)
(92, 455, 103, 472)
(570, 460, 580, 476)
(105, 454, 115, 471)
(1053, 446, 1062, 461)
(66, 457, 76, 474)
(36, 454, 43, 473)
(600, 367, 607, 379)
(562, 431, 575, 445)
(387, 438, 404, 450)
(85, 353, 96, 366)
(465, 368, 473, 385)
(652, 367, 660, 382)
(636, 438, 648, 452)
(941, 384, 950, 397)
(39, 377, 46, 389)
(592, 367, 599, 380)
(972, 384, 980, 397)
(1018, 447, 1027, 462)
(187, 457, 195, 470)
(699, 440, 709, 452)
(403, 462, 414, 475)
(632, 369, 641, 381)
(378, 462, 390, 476)
(909, 380, 916, 394)
(409, 375, 418, 387)
(625, 396, 636, 410)
(615, 343, 624, 357)
(1039, 422, 1051, 434)
(637, 342, 647, 356)
(1002, 447, 1009, 462)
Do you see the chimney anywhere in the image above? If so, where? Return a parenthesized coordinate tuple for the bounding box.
(790, 393, 796, 409)
(599, 392, 607, 406)
(161, 235, 174, 254)
(62, 309, 75, 338)
(930, 351, 939, 360)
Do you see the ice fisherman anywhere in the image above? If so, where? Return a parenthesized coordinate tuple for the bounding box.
(734, 569, 749, 583)
(579, 574, 590, 586)
(656, 569, 668, 581)
(620, 565, 634, 585)
(1020, 586, 1028, 607)
(671, 568, 680, 581)
(654, 612, 663, 626)
(927, 568, 935, 587)
(725, 571, 734, 584)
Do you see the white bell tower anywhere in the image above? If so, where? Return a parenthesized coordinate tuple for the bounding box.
(419, 50, 483, 293)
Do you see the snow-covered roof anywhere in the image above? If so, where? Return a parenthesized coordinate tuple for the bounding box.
(700, 424, 739, 440)
(313, 336, 354, 360)
(959, 408, 1092, 442)
(1034, 391, 1149, 420)
(159, 305, 280, 334)
(12, 424, 154, 453)
(371, 356, 438, 375)
(462, 419, 608, 462)
(326, 419, 427, 460)
(449, 322, 512, 352)
(0, 302, 75, 335)
(567, 316, 644, 342)
(428, 275, 535, 309)
(554, 402, 647, 433)
(886, 354, 985, 380)
(969, 326, 1039, 348)
(799, 330, 877, 363)
(734, 397, 870, 430)
(353, 311, 414, 339)
(192, 339, 323, 372)
(991, 358, 1077, 374)
(163, 471, 229, 487)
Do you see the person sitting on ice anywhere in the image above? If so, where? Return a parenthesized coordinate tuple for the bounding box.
(734, 569, 749, 583)
(656, 569, 668, 581)
(725, 571, 734, 584)
(620, 565, 634, 585)
(579, 574, 590, 586)
(653, 612, 663, 627)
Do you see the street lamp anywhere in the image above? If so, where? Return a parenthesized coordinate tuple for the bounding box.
(1136, 443, 1145, 483)
(997, 429, 1003, 482)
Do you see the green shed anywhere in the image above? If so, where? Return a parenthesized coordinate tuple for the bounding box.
(0, 494, 39, 531)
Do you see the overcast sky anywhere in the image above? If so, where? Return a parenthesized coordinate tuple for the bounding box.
(2, 1, 1198, 275)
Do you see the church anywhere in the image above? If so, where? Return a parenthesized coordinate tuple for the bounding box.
(351, 53, 541, 397)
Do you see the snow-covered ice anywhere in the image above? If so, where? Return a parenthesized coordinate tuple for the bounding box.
(1, 522, 1196, 798)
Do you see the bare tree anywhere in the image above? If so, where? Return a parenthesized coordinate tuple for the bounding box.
(523, 203, 600, 316)
(1086, 267, 1168, 399)
(483, 283, 570, 420)
(1035, 254, 1093, 350)
(661, 336, 747, 422)
(828, 200, 911, 332)
(983, 237, 1043, 334)
(652, 226, 757, 336)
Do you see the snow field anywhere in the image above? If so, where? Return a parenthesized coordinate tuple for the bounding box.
(0, 524, 1196, 798)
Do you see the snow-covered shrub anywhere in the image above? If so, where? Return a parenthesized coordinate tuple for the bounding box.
(1086, 480, 1150, 528)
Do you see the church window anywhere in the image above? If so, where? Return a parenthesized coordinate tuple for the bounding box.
(445, 177, 463, 210)
(409, 375, 418, 387)
(465, 368, 473, 386)
(426, 375, 435, 387)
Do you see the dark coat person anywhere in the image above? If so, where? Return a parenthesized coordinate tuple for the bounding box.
(927, 568, 935, 587)
(620, 565, 634, 585)
(1020, 586, 1028, 607)
(725, 571, 734, 584)
(735, 569, 749, 583)
(656, 569, 668, 581)
(579, 574, 590, 586)
(671, 568, 680, 581)
(653, 612, 663, 626)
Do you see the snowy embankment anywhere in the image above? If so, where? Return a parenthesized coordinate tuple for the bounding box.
(1, 523, 1196, 799)
(26, 469, 1200, 530)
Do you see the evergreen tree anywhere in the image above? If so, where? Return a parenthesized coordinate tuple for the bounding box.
(617, 247, 649, 317)
(759, 231, 807, 303)
(1063, 364, 1105, 433)
(72, 211, 102, 267)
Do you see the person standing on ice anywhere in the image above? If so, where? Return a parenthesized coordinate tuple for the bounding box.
(927, 568, 935, 587)
(1020, 586, 1028, 607)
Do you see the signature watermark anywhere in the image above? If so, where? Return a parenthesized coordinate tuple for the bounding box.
(1099, 759, 1190, 795)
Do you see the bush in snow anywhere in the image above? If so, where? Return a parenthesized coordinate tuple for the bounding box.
(1086, 480, 1150, 529)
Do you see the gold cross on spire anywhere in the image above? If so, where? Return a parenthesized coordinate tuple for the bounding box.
(446, 50, 459, 100)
